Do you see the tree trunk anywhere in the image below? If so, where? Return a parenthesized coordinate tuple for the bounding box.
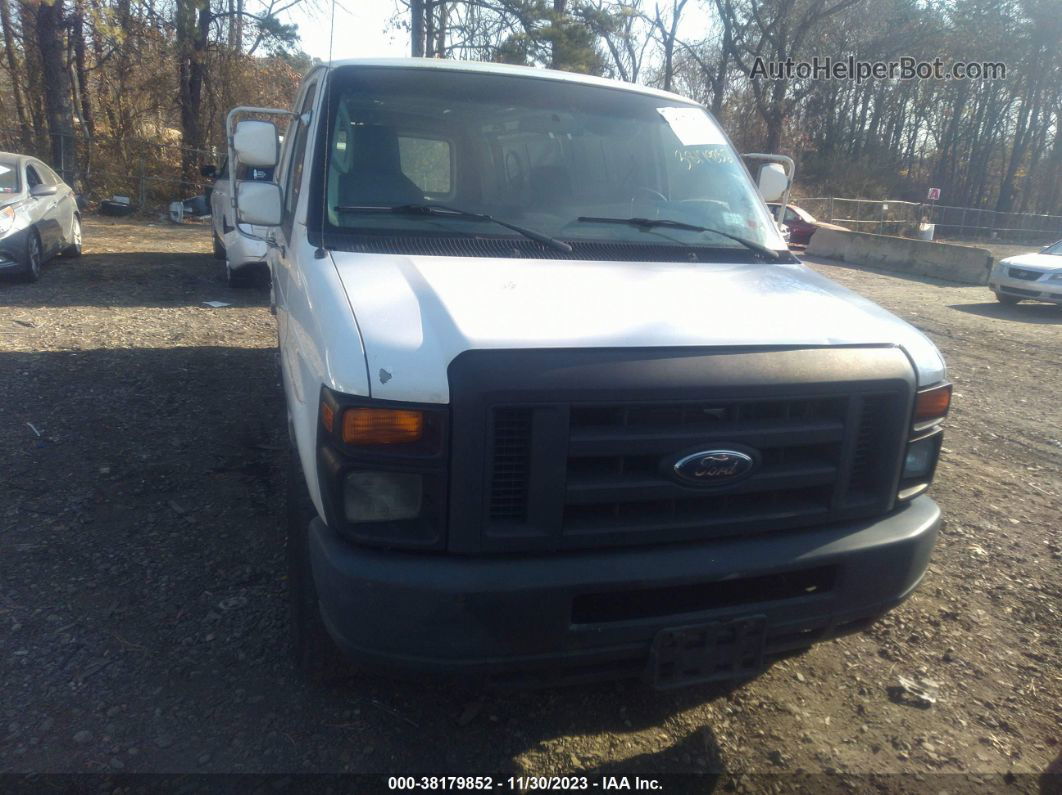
(996, 78, 1041, 213)
(72, 0, 95, 139)
(18, 2, 48, 150)
(424, 0, 435, 56)
(1, 0, 33, 148)
(435, 0, 446, 56)
(550, 0, 566, 69)
(411, 0, 425, 56)
(709, 19, 731, 118)
(177, 0, 211, 180)
(764, 108, 783, 153)
(35, 0, 79, 182)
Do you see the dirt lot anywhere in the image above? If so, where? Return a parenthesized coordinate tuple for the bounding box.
(1, 218, 1059, 786)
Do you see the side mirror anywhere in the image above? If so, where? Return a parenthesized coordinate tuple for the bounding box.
(756, 163, 789, 203)
(236, 181, 283, 226)
(30, 184, 58, 198)
(200, 164, 217, 178)
(233, 120, 280, 168)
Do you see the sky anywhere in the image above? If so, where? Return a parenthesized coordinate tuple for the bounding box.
(275, 0, 712, 72)
(278, 0, 408, 62)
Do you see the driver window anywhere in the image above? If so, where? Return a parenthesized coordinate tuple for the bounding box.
(282, 82, 317, 234)
(26, 165, 42, 189)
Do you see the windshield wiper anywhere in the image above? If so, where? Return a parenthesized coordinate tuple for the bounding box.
(334, 203, 573, 253)
(575, 216, 783, 261)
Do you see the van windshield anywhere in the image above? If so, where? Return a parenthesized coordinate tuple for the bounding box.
(317, 67, 784, 255)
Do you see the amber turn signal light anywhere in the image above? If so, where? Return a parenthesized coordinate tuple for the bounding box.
(341, 408, 424, 445)
(914, 384, 952, 424)
(320, 401, 335, 432)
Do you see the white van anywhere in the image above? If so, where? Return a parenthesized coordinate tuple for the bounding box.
(227, 59, 950, 687)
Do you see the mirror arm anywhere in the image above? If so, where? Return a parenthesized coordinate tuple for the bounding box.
(226, 105, 297, 242)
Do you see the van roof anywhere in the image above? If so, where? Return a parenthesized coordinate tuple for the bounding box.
(319, 58, 702, 107)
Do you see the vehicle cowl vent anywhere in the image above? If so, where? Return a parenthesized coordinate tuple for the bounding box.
(327, 235, 770, 264)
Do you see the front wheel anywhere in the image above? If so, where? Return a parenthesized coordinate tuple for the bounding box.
(995, 292, 1021, 305)
(21, 230, 42, 282)
(285, 448, 350, 684)
(62, 215, 83, 257)
(226, 262, 251, 288)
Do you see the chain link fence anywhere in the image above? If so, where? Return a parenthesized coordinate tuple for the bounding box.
(798, 197, 1062, 246)
(0, 127, 221, 212)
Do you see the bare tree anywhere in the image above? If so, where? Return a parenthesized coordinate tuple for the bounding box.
(1, 0, 33, 148)
(649, 0, 686, 91)
(716, 0, 865, 151)
(578, 0, 651, 82)
(33, 0, 79, 181)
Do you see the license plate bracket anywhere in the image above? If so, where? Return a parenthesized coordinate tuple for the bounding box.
(649, 615, 767, 689)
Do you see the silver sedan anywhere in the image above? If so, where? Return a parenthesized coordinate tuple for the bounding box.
(0, 151, 82, 282)
(989, 239, 1062, 306)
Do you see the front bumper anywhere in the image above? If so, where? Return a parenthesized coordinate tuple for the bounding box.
(309, 496, 940, 683)
(0, 227, 30, 270)
(990, 268, 1062, 303)
(223, 224, 268, 270)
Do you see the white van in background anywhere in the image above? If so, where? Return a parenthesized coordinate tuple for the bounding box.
(201, 157, 271, 286)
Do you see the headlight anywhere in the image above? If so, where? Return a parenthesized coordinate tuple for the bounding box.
(1048, 272, 1062, 282)
(902, 434, 941, 480)
(0, 206, 14, 235)
(344, 471, 422, 522)
(316, 386, 448, 549)
(898, 383, 950, 501)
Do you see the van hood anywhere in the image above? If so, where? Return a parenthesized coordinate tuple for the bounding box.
(329, 252, 946, 403)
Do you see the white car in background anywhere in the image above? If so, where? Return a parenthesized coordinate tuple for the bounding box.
(202, 157, 271, 286)
(989, 239, 1062, 305)
(0, 151, 82, 282)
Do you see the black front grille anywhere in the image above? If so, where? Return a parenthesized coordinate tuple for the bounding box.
(1008, 267, 1043, 281)
(481, 391, 906, 551)
(447, 347, 915, 554)
(847, 394, 894, 501)
(558, 395, 891, 541)
(563, 396, 844, 535)
(488, 408, 533, 522)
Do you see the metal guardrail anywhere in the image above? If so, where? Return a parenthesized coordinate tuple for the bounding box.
(798, 197, 1062, 244)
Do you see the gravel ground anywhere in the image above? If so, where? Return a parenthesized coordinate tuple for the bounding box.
(1, 218, 1059, 786)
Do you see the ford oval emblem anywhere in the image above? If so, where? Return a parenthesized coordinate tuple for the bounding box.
(672, 449, 756, 486)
